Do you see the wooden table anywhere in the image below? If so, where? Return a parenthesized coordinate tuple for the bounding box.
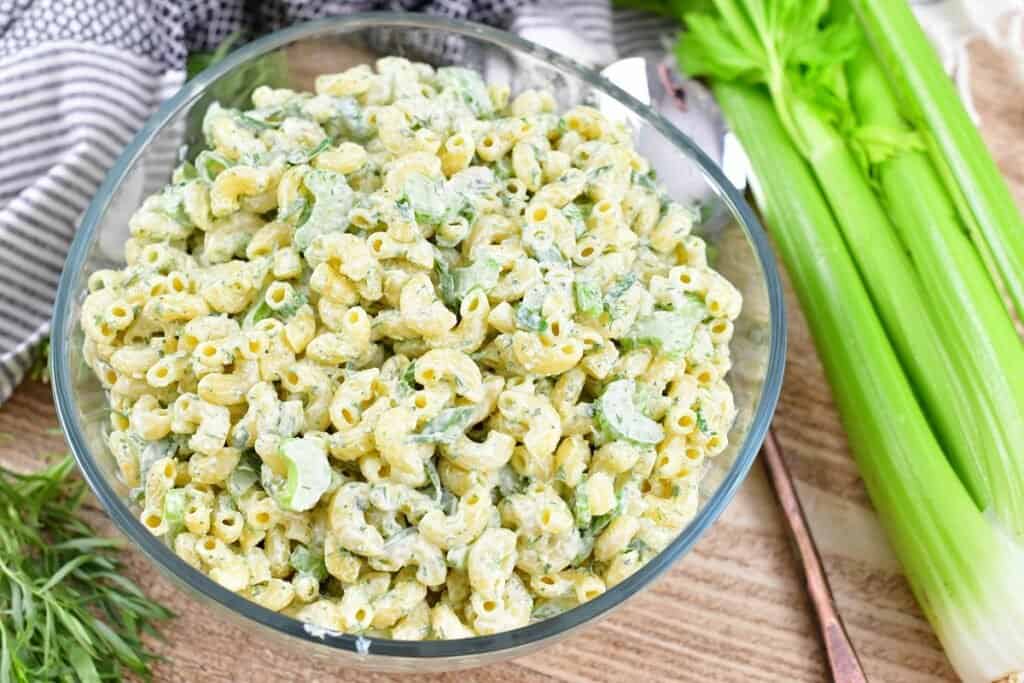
(3, 36, 1021, 683)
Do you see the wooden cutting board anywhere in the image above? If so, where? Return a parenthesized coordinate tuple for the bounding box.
(3, 35, 1021, 683)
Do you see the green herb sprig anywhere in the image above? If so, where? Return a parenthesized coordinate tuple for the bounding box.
(0, 457, 172, 682)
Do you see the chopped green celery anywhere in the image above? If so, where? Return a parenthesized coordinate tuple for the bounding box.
(847, 48, 1024, 537)
(850, 0, 1024, 319)
(515, 286, 548, 332)
(680, 1, 1024, 539)
(437, 258, 501, 309)
(163, 488, 187, 531)
(289, 544, 328, 581)
(447, 166, 495, 200)
(227, 451, 261, 498)
(492, 157, 513, 181)
(594, 379, 664, 445)
(410, 407, 475, 445)
(496, 465, 528, 498)
(572, 480, 591, 529)
(330, 96, 374, 141)
(604, 273, 638, 320)
(515, 304, 547, 333)
(446, 545, 470, 570)
(138, 438, 175, 483)
(622, 297, 705, 359)
(572, 494, 623, 567)
(573, 279, 603, 317)
(242, 297, 273, 329)
(532, 598, 576, 621)
(402, 173, 448, 225)
(277, 437, 332, 512)
(436, 67, 494, 118)
(194, 150, 231, 183)
(171, 161, 198, 184)
(561, 203, 587, 237)
(293, 169, 354, 251)
(717, 82, 1024, 683)
(522, 224, 565, 262)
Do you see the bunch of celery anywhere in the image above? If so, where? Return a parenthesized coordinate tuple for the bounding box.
(643, 0, 1024, 679)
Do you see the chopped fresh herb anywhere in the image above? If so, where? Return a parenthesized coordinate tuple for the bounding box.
(275, 290, 308, 319)
(605, 273, 638, 302)
(400, 362, 418, 394)
(694, 407, 711, 435)
(421, 459, 444, 507)
(236, 113, 275, 132)
(285, 137, 332, 165)
(631, 169, 659, 192)
(626, 538, 650, 555)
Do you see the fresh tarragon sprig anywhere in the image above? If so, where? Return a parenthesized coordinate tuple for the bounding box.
(0, 456, 172, 682)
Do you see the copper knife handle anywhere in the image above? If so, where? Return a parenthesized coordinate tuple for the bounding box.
(761, 429, 868, 683)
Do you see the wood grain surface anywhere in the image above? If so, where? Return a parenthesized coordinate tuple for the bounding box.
(2, 34, 1020, 683)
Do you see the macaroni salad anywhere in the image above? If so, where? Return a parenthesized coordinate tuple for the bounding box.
(81, 57, 742, 639)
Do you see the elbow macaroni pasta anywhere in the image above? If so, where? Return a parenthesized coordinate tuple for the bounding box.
(82, 57, 742, 639)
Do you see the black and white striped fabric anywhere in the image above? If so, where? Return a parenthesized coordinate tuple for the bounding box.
(0, 0, 675, 403)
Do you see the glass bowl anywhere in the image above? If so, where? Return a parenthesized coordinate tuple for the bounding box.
(51, 13, 786, 673)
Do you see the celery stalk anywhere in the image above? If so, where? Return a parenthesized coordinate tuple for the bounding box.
(678, 0, 1024, 538)
(847, 49, 1024, 534)
(715, 81, 1024, 683)
(850, 0, 1024, 318)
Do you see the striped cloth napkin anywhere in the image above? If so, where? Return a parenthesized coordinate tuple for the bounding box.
(0, 0, 1012, 404)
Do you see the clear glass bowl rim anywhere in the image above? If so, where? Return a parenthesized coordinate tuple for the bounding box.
(51, 12, 787, 660)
